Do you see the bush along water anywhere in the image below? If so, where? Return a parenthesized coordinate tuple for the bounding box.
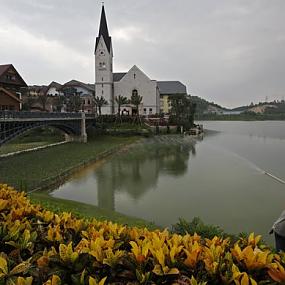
(1, 184, 285, 284)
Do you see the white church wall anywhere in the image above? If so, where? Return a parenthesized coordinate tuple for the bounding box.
(114, 65, 158, 115)
(95, 36, 113, 114)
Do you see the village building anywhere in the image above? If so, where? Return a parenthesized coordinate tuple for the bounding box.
(94, 5, 187, 115)
(0, 64, 27, 111)
(157, 81, 187, 114)
(46, 81, 62, 96)
(60, 80, 95, 113)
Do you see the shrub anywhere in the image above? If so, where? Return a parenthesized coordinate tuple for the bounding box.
(172, 217, 227, 239)
(0, 183, 284, 284)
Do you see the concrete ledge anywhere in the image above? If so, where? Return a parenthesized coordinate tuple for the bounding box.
(0, 141, 68, 159)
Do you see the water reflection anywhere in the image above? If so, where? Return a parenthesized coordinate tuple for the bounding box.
(95, 137, 197, 211)
(51, 123, 285, 242)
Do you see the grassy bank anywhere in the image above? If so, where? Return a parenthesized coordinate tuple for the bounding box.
(0, 135, 137, 190)
(30, 191, 157, 229)
(0, 127, 64, 155)
(0, 135, 156, 228)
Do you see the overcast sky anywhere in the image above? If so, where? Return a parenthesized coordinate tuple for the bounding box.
(0, 0, 284, 107)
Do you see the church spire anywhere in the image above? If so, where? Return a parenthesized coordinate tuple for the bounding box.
(95, 4, 112, 53)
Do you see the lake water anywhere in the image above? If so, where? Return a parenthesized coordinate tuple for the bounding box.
(51, 121, 285, 243)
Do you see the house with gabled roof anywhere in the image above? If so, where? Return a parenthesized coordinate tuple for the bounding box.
(157, 81, 187, 114)
(0, 64, 27, 111)
(94, 5, 187, 115)
(60, 79, 95, 113)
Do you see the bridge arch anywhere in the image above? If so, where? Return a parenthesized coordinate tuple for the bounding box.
(0, 120, 81, 146)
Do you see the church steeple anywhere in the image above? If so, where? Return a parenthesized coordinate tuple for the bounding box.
(95, 5, 112, 53)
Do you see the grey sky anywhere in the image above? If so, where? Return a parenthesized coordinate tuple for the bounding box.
(0, 0, 284, 107)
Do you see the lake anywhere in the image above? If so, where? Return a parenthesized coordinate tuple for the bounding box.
(51, 121, 285, 243)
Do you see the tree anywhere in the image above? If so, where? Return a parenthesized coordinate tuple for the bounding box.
(38, 92, 49, 112)
(61, 87, 83, 112)
(115, 95, 129, 115)
(53, 96, 66, 112)
(169, 94, 196, 131)
(66, 94, 83, 112)
(94, 96, 108, 116)
(22, 96, 36, 111)
(130, 92, 143, 117)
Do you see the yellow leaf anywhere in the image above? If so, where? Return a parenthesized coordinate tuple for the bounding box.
(152, 264, 163, 276)
(16, 276, 33, 285)
(89, 276, 97, 285)
(99, 276, 107, 285)
(166, 267, 180, 275)
(0, 256, 8, 275)
(241, 273, 249, 285)
(250, 277, 257, 285)
(10, 260, 31, 275)
(0, 199, 8, 211)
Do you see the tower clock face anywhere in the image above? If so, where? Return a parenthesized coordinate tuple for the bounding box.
(99, 49, 105, 56)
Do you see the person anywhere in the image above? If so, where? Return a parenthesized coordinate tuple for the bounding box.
(270, 210, 285, 251)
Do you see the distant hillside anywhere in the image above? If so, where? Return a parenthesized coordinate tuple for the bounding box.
(244, 101, 285, 114)
(191, 96, 285, 116)
(190, 96, 228, 114)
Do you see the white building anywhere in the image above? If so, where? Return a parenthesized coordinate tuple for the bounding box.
(95, 5, 187, 115)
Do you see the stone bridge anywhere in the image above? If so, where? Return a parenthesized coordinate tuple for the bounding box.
(0, 111, 96, 146)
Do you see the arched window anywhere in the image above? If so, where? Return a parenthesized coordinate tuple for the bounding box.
(132, 89, 138, 96)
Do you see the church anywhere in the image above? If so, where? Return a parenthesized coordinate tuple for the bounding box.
(95, 5, 187, 115)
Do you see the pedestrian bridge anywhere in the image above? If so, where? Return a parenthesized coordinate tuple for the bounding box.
(0, 111, 96, 146)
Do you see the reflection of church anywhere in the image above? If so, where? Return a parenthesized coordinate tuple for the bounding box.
(95, 140, 196, 211)
(95, 5, 187, 115)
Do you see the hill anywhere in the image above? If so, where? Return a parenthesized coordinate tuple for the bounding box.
(190, 95, 228, 114)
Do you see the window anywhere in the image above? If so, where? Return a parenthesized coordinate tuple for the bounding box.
(88, 100, 91, 105)
(149, 108, 153, 115)
(102, 89, 104, 94)
(99, 63, 106, 69)
(134, 73, 136, 79)
(132, 89, 138, 96)
(143, 108, 146, 115)
(102, 77, 104, 81)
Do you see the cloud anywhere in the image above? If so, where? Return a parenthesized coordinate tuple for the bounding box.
(113, 26, 156, 44)
(0, 0, 285, 107)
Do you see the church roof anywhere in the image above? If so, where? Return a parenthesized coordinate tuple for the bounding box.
(113, 72, 127, 82)
(95, 5, 112, 53)
(157, 81, 187, 95)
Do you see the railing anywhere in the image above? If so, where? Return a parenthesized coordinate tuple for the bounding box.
(0, 111, 95, 120)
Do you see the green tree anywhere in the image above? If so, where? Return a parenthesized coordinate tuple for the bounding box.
(169, 94, 196, 131)
(61, 87, 83, 112)
(130, 92, 143, 117)
(115, 95, 129, 116)
(66, 94, 82, 112)
(94, 96, 108, 116)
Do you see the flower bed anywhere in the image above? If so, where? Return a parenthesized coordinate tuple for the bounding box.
(0, 184, 284, 284)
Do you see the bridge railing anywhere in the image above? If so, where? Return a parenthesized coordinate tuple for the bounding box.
(0, 111, 95, 120)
